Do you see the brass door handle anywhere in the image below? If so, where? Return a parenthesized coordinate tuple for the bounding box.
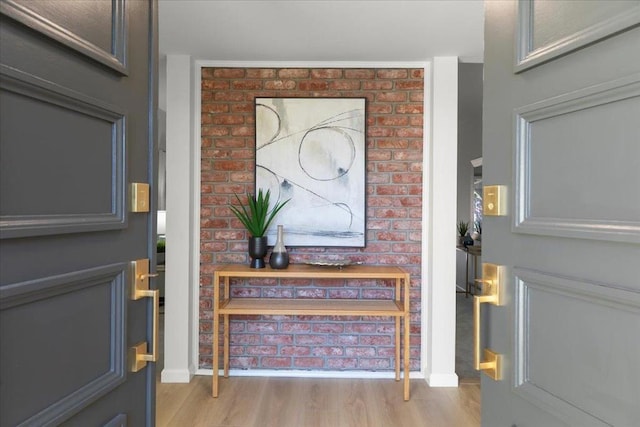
(129, 259, 160, 372)
(473, 263, 504, 380)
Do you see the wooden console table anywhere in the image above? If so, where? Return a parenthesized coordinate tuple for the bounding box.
(212, 263, 411, 401)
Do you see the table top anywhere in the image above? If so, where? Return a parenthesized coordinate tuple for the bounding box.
(214, 263, 409, 279)
(456, 245, 482, 256)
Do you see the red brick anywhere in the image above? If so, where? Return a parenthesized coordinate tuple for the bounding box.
(312, 346, 344, 356)
(377, 162, 408, 172)
(298, 80, 329, 91)
(311, 69, 342, 79)
(392, 243, 422, 253)
(212, 115, 245, 125)
(294, 357, 324, 368)
(376, 185, 408, 196)
(396, 81, 424, 90)
(214, 92, 245, 102)
(395, 127, 422, 137)
(202, 103, 229, 113)
(368, 104, 393, 114)
(312, 323, 344, 334)
(395, 104, 423, 114)
(296, 289, 326, 298)
(362, 289, 393, 299)
(213, 68, 245, 78)
(377, 69, 408, 79)
(231, 126, 254, 136)
(202, 79, 230, 90)
(230, 334, 261, 345)
(376, 116, 409, 126)
(359, 358, 391, 369)
(261, 357, 291, 368)
(362, 81, 394, 90)
(329, 80, 361, 90)
(367, 127, 394, 137)
(344, 69, 375, 79)
(212, 160, 245, 171)
(264, 80, 297, 90)
(392, 173, 422, 184)
(262, 335, 293, 345)
(246, 69, 277, 78)
(231, 80, 263, 90)
(281, 346, 311, 356)
(346, 347, 376, 357)
(327, 358, 357, 369)
(279, 69, 309, 78)
(328, 289, 359, 299)
(296, 335, 327, 345)
(376, 231, 407, 241)
(281, 322, 312, 333)
(247, 322, 277, 332)
(202, 126, 229, 136)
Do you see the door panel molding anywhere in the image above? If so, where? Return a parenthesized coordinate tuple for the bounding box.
(0, 263, 127, 426)
(103, 413, 127, 427)
(514, 268, 640, 427)
(0, 65, 126, 239)
(514, 73, 640, 243)
(0, 0, 128, 75)
(515, 0, 640, 73)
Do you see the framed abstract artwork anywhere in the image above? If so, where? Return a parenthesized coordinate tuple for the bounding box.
(255, 97, 366, 247)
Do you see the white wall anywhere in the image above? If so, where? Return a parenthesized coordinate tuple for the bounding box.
(161, 54, 197, 383)
(424, 57, 459, 386)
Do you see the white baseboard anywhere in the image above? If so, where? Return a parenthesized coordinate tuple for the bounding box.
(426, 372, 459, 387)
(160, 368, 194, 383)
(195, 368, 425, 379)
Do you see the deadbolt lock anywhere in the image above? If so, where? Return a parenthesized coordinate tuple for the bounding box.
(130, 183, 150, 212)
(483, 185, 507, 216)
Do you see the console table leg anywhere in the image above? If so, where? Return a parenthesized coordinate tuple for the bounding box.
(403, 314, 410, 401)
(213, 311, 219, 397)
(223, 314, 229, 377)
(395, 317, 401, 381)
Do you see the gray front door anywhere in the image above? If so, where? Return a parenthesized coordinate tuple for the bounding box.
(482, 1, 640, 426)
(0, 1, 158, 425)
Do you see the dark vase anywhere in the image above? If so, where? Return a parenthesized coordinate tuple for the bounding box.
(463, 233, 474, 247)
(269, 225, 289, 269)
(248, 236, 268, 268)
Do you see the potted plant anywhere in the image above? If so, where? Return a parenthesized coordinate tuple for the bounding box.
(230, 188, 290, 268)
(457, 220, 469, 246)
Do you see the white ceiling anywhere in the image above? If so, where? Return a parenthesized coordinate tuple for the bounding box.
(158, 0, 485, 63)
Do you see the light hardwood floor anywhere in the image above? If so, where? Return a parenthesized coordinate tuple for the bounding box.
(156, 376, 480, 427)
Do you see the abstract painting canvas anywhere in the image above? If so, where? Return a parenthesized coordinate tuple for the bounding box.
(255, 97, 366, 247)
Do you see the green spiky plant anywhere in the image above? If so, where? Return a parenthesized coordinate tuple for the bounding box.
(230, 189, 290, 237)
(457, 220, 469, 237)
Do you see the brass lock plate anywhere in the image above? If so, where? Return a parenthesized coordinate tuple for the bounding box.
(481, 263, 503, 306)
(483, 185, 507, 216)
(130, 183, 150, 212)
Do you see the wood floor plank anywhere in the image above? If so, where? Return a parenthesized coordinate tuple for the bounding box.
(156, 376, 480, 427)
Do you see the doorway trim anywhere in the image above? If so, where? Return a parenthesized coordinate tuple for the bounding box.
(162, 57, 459, 386)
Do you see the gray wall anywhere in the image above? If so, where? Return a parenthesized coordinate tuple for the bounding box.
(456, 63, 483, 289)
(456, 63, 483, 226)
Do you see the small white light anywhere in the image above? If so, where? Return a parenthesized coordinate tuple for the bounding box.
(157, 210, 166, 235)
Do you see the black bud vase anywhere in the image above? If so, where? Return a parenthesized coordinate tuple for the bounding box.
(269, 225, 289, 269)
(248, 236, 268, 268)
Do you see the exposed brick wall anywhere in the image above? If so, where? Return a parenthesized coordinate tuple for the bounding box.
(200, 67, 424, 372)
